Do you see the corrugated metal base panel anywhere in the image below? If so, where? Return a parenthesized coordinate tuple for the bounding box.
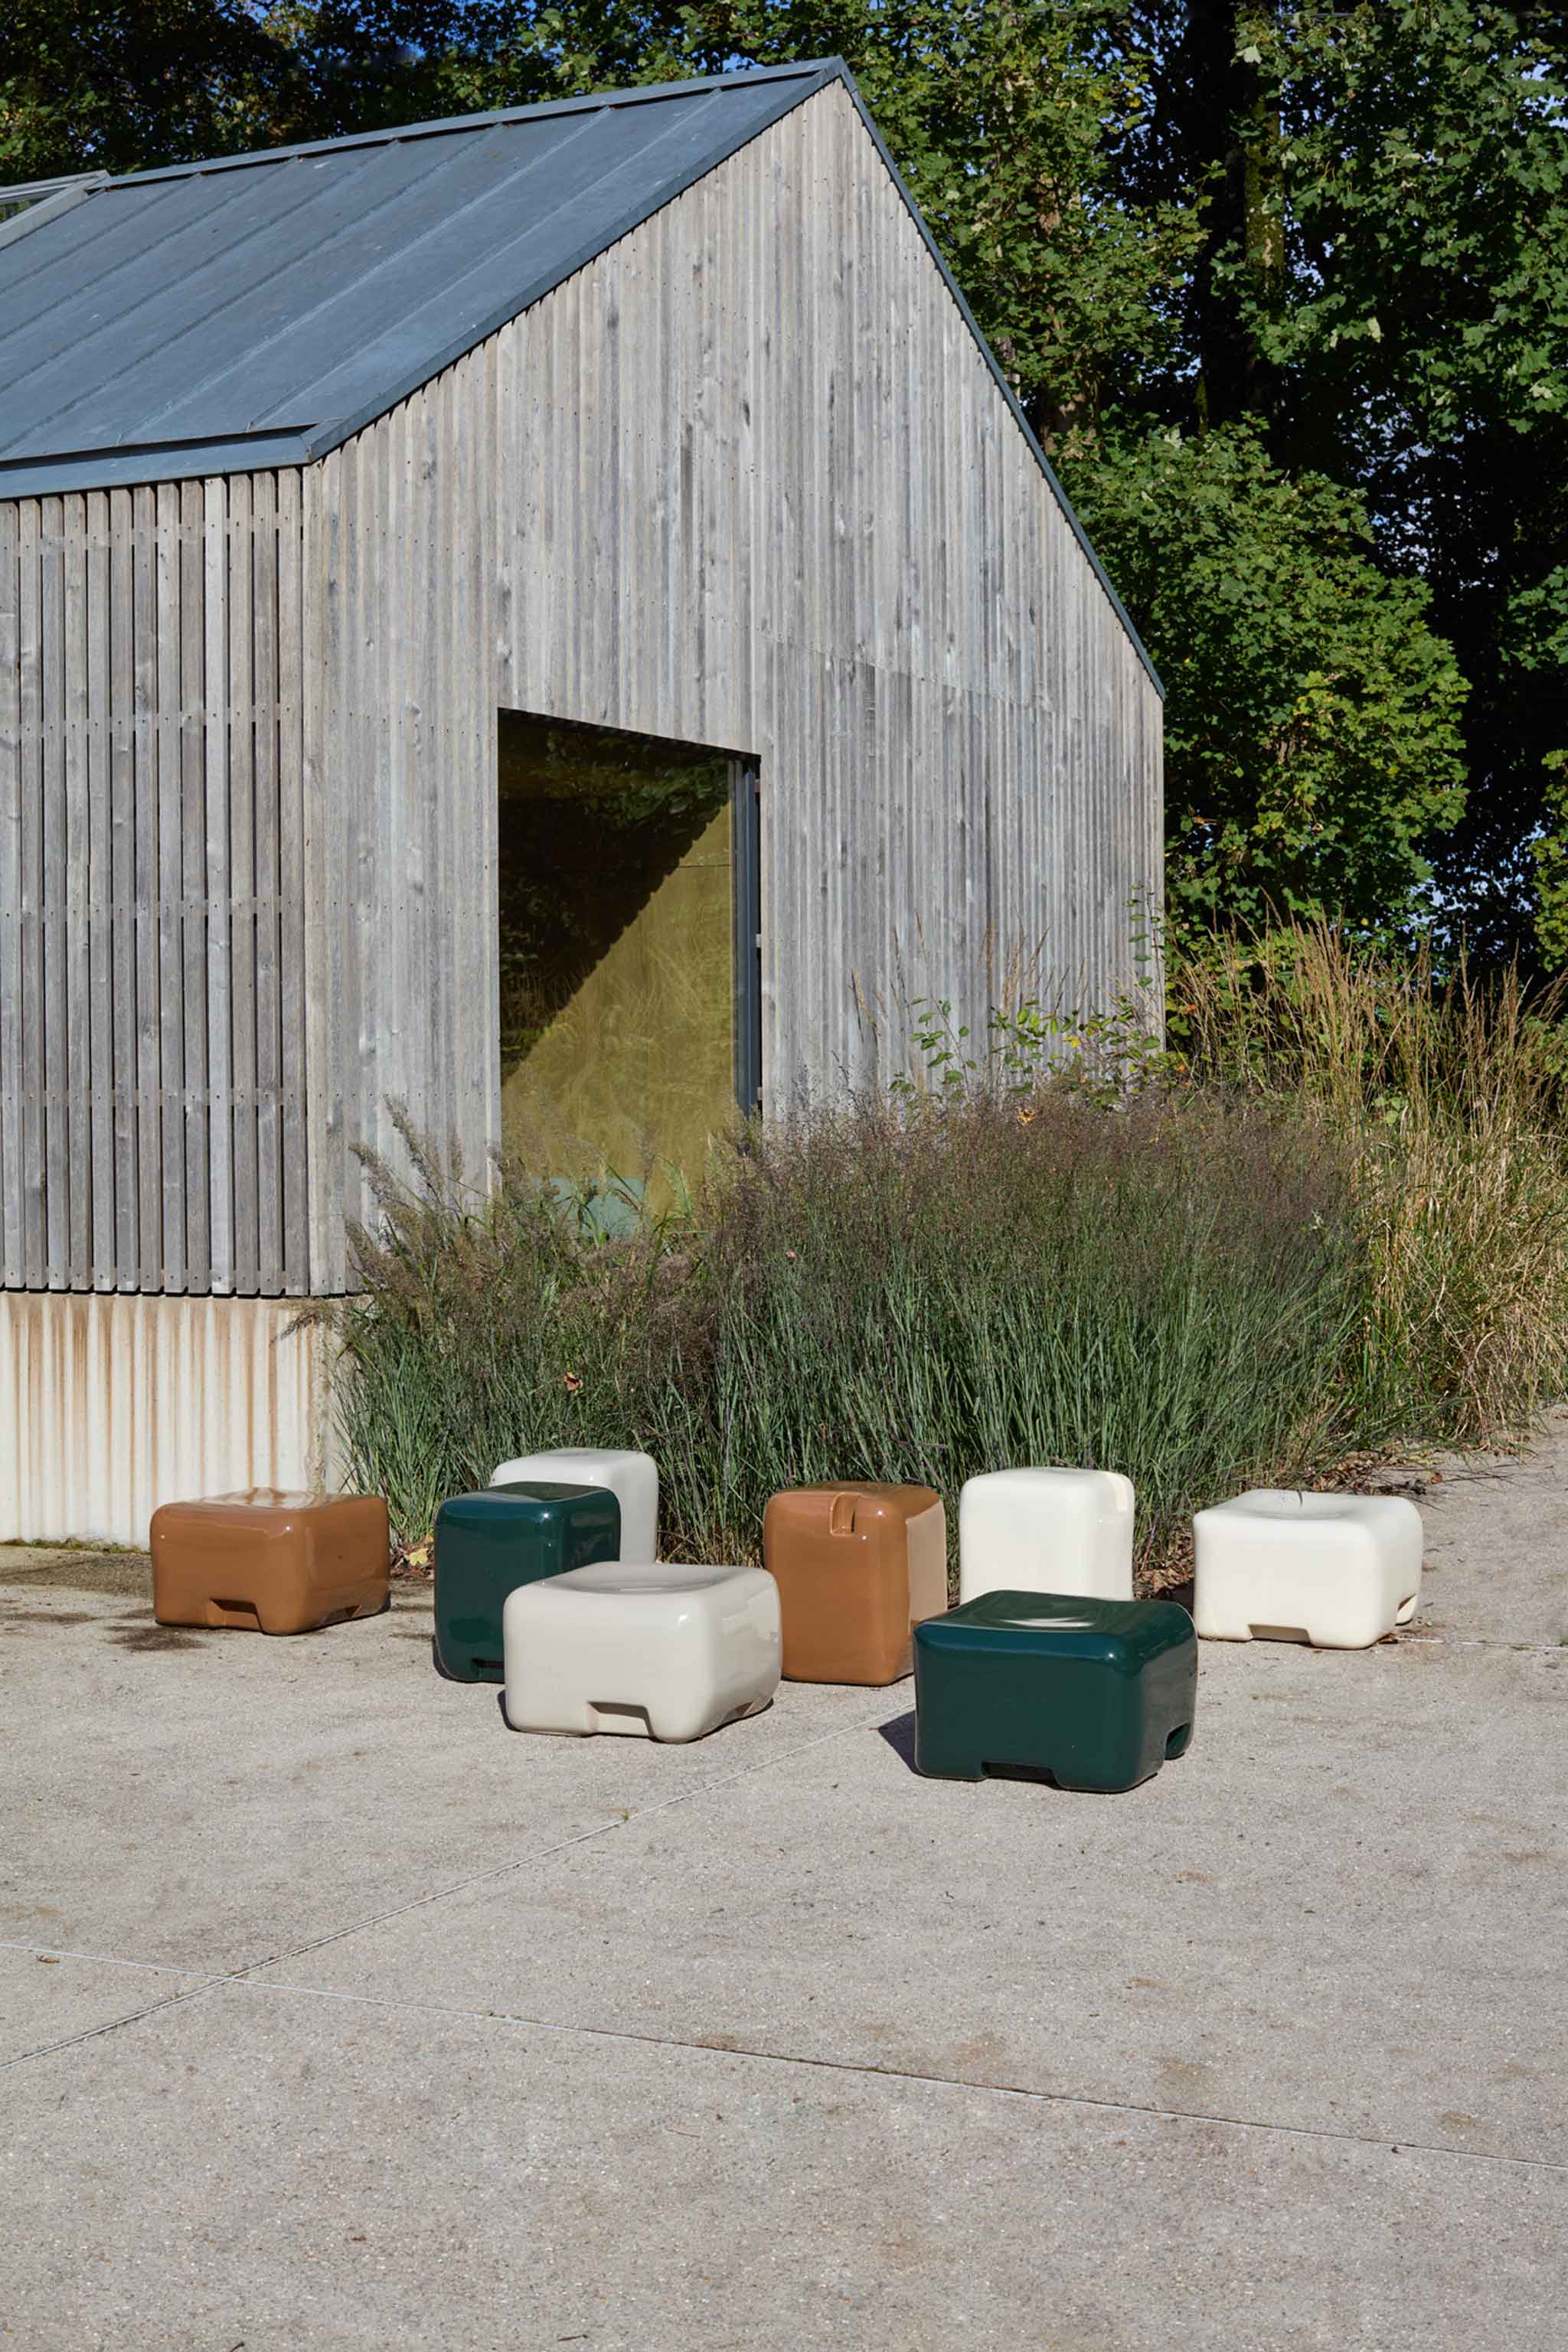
(0, 1293, 335, 1546)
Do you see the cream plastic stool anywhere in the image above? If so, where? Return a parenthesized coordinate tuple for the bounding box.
(503, 1563, 780, 1742)
(1193, 1488, 1423, 1648)
(490, 1448, 658, 1563)
(958, 1468, 1135, 1605)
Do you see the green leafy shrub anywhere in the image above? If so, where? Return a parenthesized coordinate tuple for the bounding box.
(1065, 425, 1468, 939)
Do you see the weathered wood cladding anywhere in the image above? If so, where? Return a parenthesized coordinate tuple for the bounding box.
(2, 81, 1160, 1298)
(308, 82, 1162, 1274)
(0, 475, 309, 1293)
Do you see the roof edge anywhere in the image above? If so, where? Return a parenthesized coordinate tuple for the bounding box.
(0, 174, 109, 256)
(0, 60, 1160, 694)
(109, 57, 841, 186)
(0, 430, 312, 499)
(295, 63, 844, 466)
(826, 73, 1163, 697)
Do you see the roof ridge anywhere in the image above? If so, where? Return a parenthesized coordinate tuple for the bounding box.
(0, 57, 1158, 689)
(107, 58, 844, 189)
(0, 173, 110, 256)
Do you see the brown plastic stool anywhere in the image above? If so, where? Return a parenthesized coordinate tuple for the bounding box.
(762, 1481, 948, 1684)
(151, 1489, 390, 1634)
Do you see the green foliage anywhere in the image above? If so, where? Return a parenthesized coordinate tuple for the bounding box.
(1514, 567, 1568, 967)
(1242, 2, 1568, 451)
(1232, 2, 1568, 962)
(331, 924, 1568, 1572)
(0, 1, 291, 176)
(893, 990, 1176, 1103)
(0, 3, 540, 178)
(328, 1086, 1361, 1574)
(1066, 423, 1467, 933)
(5, 1, 1563, 958)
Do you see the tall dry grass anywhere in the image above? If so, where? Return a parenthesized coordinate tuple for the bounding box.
(1172, 925, 1568, 1443)
(324, 927, 1568, 1576)
(326, 1088, 1359, 1574)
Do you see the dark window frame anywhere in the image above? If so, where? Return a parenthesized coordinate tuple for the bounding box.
(730, 755, 763, 1118)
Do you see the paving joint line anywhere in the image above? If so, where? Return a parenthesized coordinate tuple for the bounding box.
(0, 1701, 896, 2069)
(0, 1939, 220, 1981)
(221, 1700, 897, 1987)
(1395, 1634, 1564, 1654)
(220, 1969, 1568, 2180)
(0, 1981, 231, 2073)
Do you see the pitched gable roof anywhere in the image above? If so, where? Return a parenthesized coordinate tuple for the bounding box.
(0, 59, 1158, 689)
(0, 62, 835, 498)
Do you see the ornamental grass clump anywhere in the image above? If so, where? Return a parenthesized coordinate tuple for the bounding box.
(1172, 926, 1568, 1446)
(328, 1087, 1360, 1576)
(663, 1088, 1358, 1570)
(327, 929, 1568, 1574)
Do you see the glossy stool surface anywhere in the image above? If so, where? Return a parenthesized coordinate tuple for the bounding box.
(434, 1481, 620, 1682)
(151, 1488, 389, 1635)
(763, 1481, 947, 1683)
(1193, 1488, 1422, 1648)
(490, 1448, 658, 1563)
(958, 1467, 1135, 1606)
(504, 1561, 780, 1743)
(913, 1589, 1195, 1793)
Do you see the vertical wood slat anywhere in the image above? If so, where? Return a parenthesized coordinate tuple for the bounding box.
(154, 481, 185, 1292)
(108, 487, 138, 1289)
(179, 476, 210, 1292)
(203, 478, 232, 1292)
(132, 482, 161, 1291)
(276, 466, 309, 1295)
(18, 502, 45, 1288)
(62, 496, 92, 1285)
(85, 491, 113, 1286)
(228, 472, 258, 1295)
(40, 498, 67, 1285)
(0, 501, 20, 1285)
(2, 76, 1159, 1301)
(251, 470, 283, 1293)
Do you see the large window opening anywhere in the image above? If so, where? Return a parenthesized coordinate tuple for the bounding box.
(496, 710, 760, 1214)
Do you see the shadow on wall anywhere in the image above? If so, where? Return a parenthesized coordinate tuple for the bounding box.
(496, 708, 742, 1209)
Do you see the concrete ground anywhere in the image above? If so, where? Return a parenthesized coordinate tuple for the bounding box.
(2, 1444, 1566, 2351)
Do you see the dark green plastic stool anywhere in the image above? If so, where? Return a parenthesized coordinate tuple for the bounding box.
(913, 1589, 1196, 1792)
(433, 1482, 620, 1683)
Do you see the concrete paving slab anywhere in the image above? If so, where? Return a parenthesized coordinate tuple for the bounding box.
(5, 1435, 1567, 2344)
(250, 1637, 1568, 2166)
(0, 1577, 879, 1974)
(1411, 1422, 1568, 1646)
(0, 1945, 211, 2065)
(2, 1980, 1563, 2352)
(0, 1543, 153, 1598)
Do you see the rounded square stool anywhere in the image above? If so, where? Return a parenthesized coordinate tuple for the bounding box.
(1193, 1488, 1423, 1648)
(913, 1590, 1196, 1792)
(958, 1467, 1135, 1605)
(763, 1481, 947, 1684)
(490, 1447, 658, 1563)
(434, 1482, 620, 1683)
(503, 1562, 781, 1742)
(151, 1490, 389, 1635)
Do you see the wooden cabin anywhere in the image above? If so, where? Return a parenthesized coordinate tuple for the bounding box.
(0, 59, 1163, 1540)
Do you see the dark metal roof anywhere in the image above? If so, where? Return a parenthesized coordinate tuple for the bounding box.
(0, 57, 1160, 691)
(0, 63, 835, 497)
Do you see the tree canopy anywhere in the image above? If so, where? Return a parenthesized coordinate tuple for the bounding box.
(5, 2, 1563, 962)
